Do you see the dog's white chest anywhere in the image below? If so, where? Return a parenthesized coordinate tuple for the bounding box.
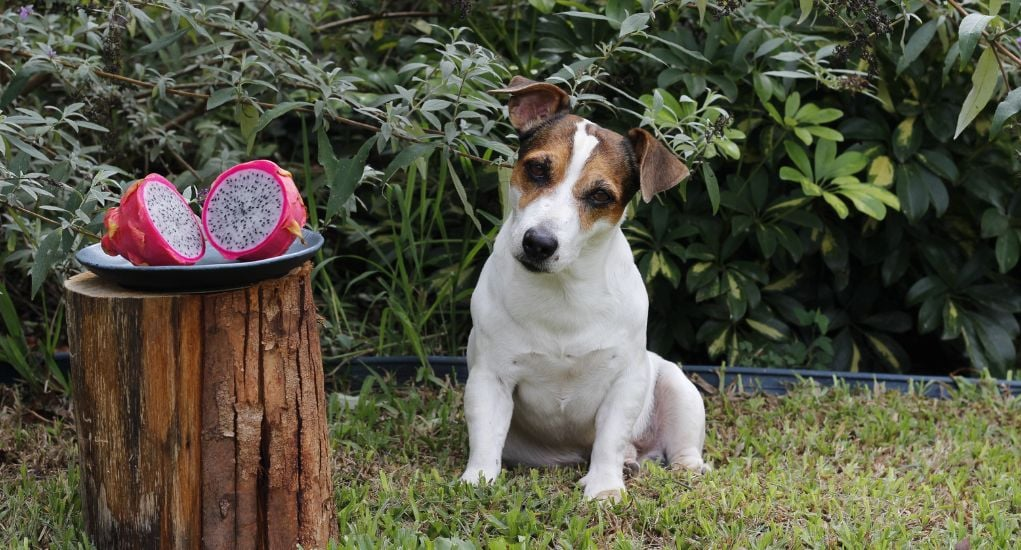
(510, 347, 622, 443)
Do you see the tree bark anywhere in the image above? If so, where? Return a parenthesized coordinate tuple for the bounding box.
(65, 263, 336, 549)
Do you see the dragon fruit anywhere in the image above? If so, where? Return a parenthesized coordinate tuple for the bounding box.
(201, 159, 307, 262)
(101, 174, 205, 266)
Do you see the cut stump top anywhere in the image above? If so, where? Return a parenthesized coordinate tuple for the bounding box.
(64, 263, 310, 299)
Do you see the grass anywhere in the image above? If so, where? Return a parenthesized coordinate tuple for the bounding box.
(2, 376, 1019, 548)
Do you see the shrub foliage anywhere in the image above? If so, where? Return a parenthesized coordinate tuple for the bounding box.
(1, 0, 1019, 386)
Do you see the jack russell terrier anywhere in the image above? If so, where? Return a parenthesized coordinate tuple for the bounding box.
(460, 76, 710, 500)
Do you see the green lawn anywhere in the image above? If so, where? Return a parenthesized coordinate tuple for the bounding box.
(2, 377, 1019, 548)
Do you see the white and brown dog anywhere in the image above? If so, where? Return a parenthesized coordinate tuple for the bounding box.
(460, 76, 709, 500)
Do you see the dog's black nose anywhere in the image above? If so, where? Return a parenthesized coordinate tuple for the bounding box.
(522, 227, 558, 261)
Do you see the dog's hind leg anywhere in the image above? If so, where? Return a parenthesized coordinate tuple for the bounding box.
(647, 353, 710, 473)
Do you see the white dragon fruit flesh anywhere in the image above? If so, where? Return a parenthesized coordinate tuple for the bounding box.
(201, 159, 307, 261)
(101, 174, 205, 266)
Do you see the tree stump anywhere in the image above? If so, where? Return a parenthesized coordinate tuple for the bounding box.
(65, 263, 337, 549)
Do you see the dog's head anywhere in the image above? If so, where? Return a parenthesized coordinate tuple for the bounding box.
(492, 76, 689, 274)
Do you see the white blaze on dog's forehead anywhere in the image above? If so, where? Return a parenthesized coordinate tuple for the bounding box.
(562, 121, 599, 190)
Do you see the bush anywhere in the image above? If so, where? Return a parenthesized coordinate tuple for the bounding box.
(1, 0, 1019, 389)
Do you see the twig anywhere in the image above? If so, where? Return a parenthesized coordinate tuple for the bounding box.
(162, 101, 207, 130)
(995, 47, 1013, 92)
(994, 19, 1021, 39)
(168, 148, 202, 182)
(1, 201, 101, 241)
(315, 11, 441, 33)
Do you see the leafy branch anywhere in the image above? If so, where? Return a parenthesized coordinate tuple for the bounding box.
(0, 47, 510, 169)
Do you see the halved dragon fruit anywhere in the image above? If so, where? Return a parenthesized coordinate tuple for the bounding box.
(201, 159, 307, 262)
(101, 174, 205, 266)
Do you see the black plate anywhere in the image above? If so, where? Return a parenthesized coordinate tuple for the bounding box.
(75, 229, 324, 292)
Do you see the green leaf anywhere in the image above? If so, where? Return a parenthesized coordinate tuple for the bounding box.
(955, 47, 1001, 139)
(794, 127, 813, 145)
(797, 0, 814, 23)
(747, 318, 785, 340)
(991, 88, 1021, 136)
(892, 117, 921, 162)
(805, 126, 844, 142)
(783, 141, 812, 180)
(895, 163, 930, 222)
(707, 326, 729, 357)
(980, 321, 1018, 368)
(0, 64, 43, 109)
(868, 155, 894, 187)
(915, 149, 959, 181)
(981, 208, 1009, 238)
(796, 105, 843, 124)
(866, 334, 903, 371)
(907, 276, 943, 305)
(958, 13, 996, 67)
(896, 20, 938, 76)
(446, 157, 484, 236)
(754, 73, 774, 105)
(855, 183, 900, 209)
(384, 142, 439, 182)
(618, 13, 650, 37)
(30, 230, 62, 297)
(696, 0, 707, 24)
(252, 101, 310, 136)
(822, 192, 849, 218)
(238, 103, 261, 155)
(837, 184, 887, 220)
(703, 164, 720, 214)
(136, 28, 188, 56)
(923, 169, 948, 216)
(322, 131, 376, 221)
(528, 0, 555, 13)
(762, 70, 814, 79)
(827, 151, 868, 179)
(762, 102, 783, 125)
(421, 99, 451, 112)
(785, 92, 801, 120)
(755, 37, 786, 59)
(943, 41, 960, 78)
(813, 139, 836, 179)
(206, 88, 236, 110)
(779, 166, 808, 183)
(996, 230, 1020, 272)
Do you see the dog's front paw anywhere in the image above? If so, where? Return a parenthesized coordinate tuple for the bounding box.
(670, 456, 712, 474)
(578, 471, 625, 501)
(459, 467, 499, 485)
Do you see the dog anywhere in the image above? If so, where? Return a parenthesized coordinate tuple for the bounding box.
(459, 76, 709, 500)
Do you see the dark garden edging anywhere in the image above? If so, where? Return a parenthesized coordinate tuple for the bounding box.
(4, 353, 1020, 398)
(345, 356, 1021, 398)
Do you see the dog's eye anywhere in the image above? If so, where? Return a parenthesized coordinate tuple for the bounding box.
(587, 189, 614, 206)
(524, 160, 550, 184)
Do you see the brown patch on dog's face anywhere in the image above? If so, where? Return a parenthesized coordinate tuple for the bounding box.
(572, 126, 638, 230)
(511, 114, 575, 210)
(511, 115, 637, 228)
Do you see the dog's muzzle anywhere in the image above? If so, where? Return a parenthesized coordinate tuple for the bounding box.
(518, 227, 558, 272)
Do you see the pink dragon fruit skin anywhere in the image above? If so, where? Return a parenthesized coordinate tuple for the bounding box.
(201, 159, 307, 262)
(101, 174, 205, 266)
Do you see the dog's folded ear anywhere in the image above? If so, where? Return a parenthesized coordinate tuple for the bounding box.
(627, 128, 690, 203)
(491, 76, 571, 134)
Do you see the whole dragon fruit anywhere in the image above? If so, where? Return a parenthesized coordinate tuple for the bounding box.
(101, 174, 205, 266)
(201, 159, 307, 262)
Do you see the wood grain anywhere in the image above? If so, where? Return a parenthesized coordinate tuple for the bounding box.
(66, 263, 337, 549)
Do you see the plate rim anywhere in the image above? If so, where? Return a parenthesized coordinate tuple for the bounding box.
(75, 228, 323, 272)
